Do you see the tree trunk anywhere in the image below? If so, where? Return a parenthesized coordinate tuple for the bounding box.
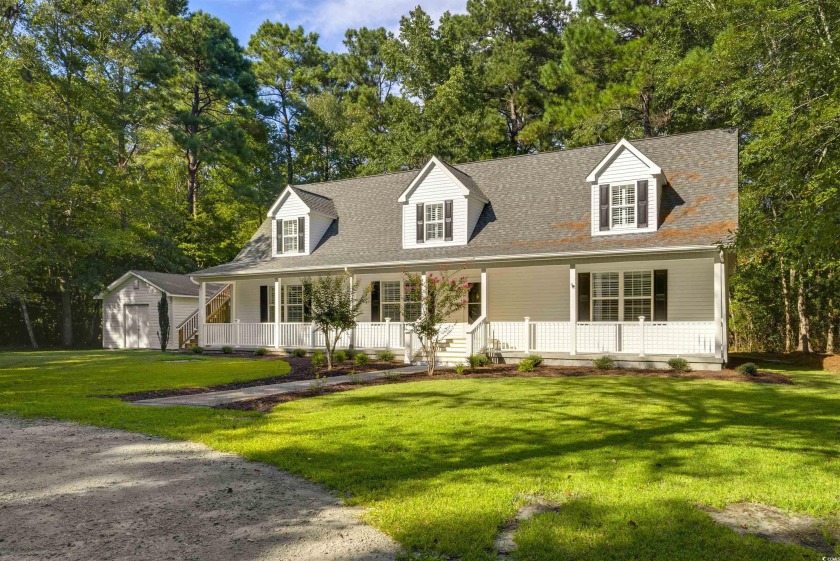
(60, 277, 73, 347)
(187, 150, 199, 218)
(780, 260, 793, 352)
(796, 272, 809, 353)
(280, 91, 294, 185)
(827, 300, 837, 354)
(18, 295, 38, 350)
(89, 303, 100, 346)
(640, 90, 653, 137)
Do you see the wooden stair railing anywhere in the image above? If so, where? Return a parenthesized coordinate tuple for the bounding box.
(177, 284, 232, 348)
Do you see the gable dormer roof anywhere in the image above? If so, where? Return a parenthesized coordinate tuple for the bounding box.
(586, 138, 663, 183)
(398, 156, 490, 203)
(267, 185, 338, 219)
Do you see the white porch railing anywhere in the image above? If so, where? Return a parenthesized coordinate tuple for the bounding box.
(355, 321, 406, 349)
(531, 321, 573, 353)
(576, 321, 715, 355)
(205, 323, 276, 348)
(466, 316, 488, 356)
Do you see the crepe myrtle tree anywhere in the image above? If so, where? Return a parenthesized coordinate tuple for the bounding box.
(302, 273, 369, 370)
(404, 268, 470, 376)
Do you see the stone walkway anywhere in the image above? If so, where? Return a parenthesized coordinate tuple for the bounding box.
(134, 365, 426, 407)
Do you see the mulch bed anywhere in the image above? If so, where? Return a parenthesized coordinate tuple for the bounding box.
(216, 363, 793, 413)
(115, 356, 404, 402)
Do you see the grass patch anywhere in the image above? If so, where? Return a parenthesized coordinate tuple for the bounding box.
(0, 350, 838, 560)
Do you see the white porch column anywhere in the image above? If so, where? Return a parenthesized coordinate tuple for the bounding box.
(198, 281, 206, 347)
(569, 265, 577, 355)
(274, 277, 282, 349)
(713, 254, 724, 360)
(230, 281, 237, 323)
(480, 268, 487, 317)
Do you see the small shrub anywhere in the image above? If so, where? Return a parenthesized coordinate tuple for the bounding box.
(348, 372, 362, 384)
(221, 345, 234, 355)
(519, 357, 537, 372)
(291, 348, 307, 358)
(667, 357, 691, 373)
(594, 356, 615, 370)
(312, 351, 326, 367)
(309, 373, 326, 392)
(345, 347, 358, 359)
(455, 363, 466, 375)
(377, 350, 396, 362)
(254, 347, 269, 356)
(191, 346, 204, 354)
(354, 353, 369, 366)
(528, 354, 543, 367)
(468, 354, 490, 368)
(333, 350, 348, 362)
(737, 362, 759, 376)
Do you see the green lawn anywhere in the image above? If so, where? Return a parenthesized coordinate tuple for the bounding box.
(0, 350, 838, 560)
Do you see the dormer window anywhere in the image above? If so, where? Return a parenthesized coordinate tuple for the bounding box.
(610, 184, 637, 229)
(282, 219, 299, 252)
(425, 203, 445, 241)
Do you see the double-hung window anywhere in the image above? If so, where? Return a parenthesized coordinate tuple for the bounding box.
(592, 272, 619, 321)
(282, 219, 299, 253)
(404, 280, 421, 321)
(623, 271, 652, 321)
(425, 203, 444, 241)
(285, 285, 304, 322)
(610, 184, 636, 229)
(381, 281, 402, 321)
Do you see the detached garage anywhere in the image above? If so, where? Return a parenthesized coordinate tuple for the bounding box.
(95, 271, 206, 350)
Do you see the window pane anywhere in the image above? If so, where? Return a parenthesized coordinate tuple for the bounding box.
(382, 304, 401, 321)
(404, 303, 421, 321)
(382, 281, 401, 303)
(624, 299, 651, 321)
(287, 285, 303, 305)
(287, 305, 303, 322)
(283, 220, 298, 236)
(593, 272, 619, 298)
(425, 203, 443, 221)
(593, 300, 618, 321)
(624, 271, 652, 297)
(426, 222, 443, 240)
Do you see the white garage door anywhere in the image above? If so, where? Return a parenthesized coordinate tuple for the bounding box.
(124, 305, 149, 349)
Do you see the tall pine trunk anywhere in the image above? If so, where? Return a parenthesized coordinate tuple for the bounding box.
(795, 271, 810, 353)
(60, 277, 73, 347)
(780, 258, 793, 352)
(827, 300, 837, 354)
(18, 295, 38, 350)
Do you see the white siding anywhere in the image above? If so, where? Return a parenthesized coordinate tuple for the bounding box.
(233, 277, 305, 323)
(271, 191, 309, 256)
(579, 256, 714, 321)
(590, 146, 659, 236)
(171, 296, 198, 347)
(102, 276, 169, 349)
(467, 195, 485, 240)
(309, 213, 333, 252)
(487, 264, 570, 321)
(402, 165, 468, 248)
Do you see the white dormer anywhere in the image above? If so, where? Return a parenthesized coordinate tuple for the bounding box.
(267, 186, 337, 256)
(587, 138, 664, 236)
(399, 156, 489, 248)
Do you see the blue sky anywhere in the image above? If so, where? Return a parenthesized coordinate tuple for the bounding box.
(189, 0, 469, 53)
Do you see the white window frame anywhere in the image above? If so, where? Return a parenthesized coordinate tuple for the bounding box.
(380, 280, 421, 321)
(610, 183, 636, 230)
(590, 271, 654, 322)
(284, 285, 305, 322)
(282, 219, 299, 253)
(424, 202, 445, 241)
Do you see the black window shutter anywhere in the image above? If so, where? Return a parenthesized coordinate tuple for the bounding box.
(370, 281, 381, 321)
(599, 185, 610, 231)
(297, 217, 305, 253)
(637, 180, 648, 228)
(259, 286, 268, 322)
(654, 270, 667, 321)
(416, 204, 424, 243)
(444, 199, 453, 241)
(276, 220, 283, 254)
(578, 272, 591, 321)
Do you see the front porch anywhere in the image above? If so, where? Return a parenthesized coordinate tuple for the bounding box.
(192, 251, 730, 369)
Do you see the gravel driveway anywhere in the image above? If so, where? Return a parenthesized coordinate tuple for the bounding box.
(0, 415, 398, 560)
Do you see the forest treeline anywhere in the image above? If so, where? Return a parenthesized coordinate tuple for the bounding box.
(0, 0, 837, 352)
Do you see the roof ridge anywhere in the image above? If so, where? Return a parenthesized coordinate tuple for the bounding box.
(290, 185, 334, 200)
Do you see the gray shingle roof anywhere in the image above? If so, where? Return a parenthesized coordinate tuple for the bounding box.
(438, 159, 489, 201)
(194, 129, 738, 277)
(130, 271, 223, 296)
(290, 186, 338, 218)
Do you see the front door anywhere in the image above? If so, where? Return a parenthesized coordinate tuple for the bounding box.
(125, 305, 149, 348)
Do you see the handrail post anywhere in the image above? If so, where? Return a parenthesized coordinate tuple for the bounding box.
(235, 319, 240, 348)
(310, 321, 317, 350)
(523, 316, 531, 355)
(638, 316, 646, 358)
(403, 328, 412, 364)
(385, 317, 391, 349)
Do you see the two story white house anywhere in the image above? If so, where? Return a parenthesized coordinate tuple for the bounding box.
(187, 129, 738, 369)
